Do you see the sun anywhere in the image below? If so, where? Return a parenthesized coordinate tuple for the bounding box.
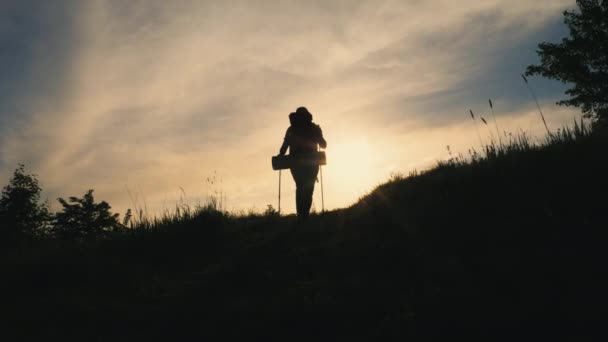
(321, 138, 383, 208)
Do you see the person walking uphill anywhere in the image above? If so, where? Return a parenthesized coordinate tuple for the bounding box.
(278, 107, 327, 221)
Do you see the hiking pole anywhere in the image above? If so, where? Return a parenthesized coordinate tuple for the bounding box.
(316, 145, 325, 213)
(278, 169, 282, 214)
(320, 164, 325, 212)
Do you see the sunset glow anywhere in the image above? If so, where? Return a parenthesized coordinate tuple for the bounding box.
(0, 0, 581, 216)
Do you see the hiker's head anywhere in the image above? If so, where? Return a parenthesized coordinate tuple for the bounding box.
(295, 106, 313, 123)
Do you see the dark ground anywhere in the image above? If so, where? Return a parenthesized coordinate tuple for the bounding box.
(2, 130, 607, 340)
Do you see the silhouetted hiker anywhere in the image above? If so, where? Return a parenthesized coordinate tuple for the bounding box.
(279, 107, 327, 221)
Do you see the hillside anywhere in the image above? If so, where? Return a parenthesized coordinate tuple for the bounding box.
(2, 128, 608, 340)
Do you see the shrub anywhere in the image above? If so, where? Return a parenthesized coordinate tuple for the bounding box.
(0, 164, 50, 240)
(53, 189, 121, 240)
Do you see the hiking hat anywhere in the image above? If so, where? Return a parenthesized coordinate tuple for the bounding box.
(296, 106, 313, 122)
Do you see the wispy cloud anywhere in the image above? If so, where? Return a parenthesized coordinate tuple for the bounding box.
(0, 0, 579, 214)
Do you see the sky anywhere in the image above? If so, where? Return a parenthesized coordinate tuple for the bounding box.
(0, 0, 582, 217)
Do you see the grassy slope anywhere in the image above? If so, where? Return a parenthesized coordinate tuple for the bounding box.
(2, 130, 608, 340)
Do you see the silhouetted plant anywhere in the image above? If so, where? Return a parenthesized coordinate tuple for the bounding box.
(53, 189, 121, 239)
(469, 109, 484, 148)
(264, 204, 279, 216)
(488, 99, 502, 145)
(122, 208, 133, 228)
(521, 74, 551, 135)
(525, 0, 608, 126)
(0, 164, 50, 240)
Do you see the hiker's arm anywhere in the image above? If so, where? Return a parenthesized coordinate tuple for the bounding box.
(279, 128, 291, 155)
(317, 126, 327, 149)
(279, 140, 289, 155)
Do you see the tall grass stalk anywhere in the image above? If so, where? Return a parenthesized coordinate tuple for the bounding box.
(521, 74, 551, 136)
(488, 99, 502, 145)
(469, 109, 484, 148)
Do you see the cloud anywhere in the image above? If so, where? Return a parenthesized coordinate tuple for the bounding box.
(0, 0, 580, 215)
(0, 1, 80, 138)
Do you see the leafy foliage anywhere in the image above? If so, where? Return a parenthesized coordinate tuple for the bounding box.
(526, 0, 608, 125)
(0, 164, 50, 239)
(53, 189, 121, 239)
(264, 204, 279, 216)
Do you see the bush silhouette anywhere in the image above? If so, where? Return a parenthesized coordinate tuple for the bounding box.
(264, 204, 279, 216)
(0, 164, 50, 240)
(53, 189, 121, 240)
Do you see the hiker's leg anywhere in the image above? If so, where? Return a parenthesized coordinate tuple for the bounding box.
(291, 168, 305, 217)
(301, 166, 319, 217)
(301, 185, 313, 217)
(296, 186, 305, 217)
